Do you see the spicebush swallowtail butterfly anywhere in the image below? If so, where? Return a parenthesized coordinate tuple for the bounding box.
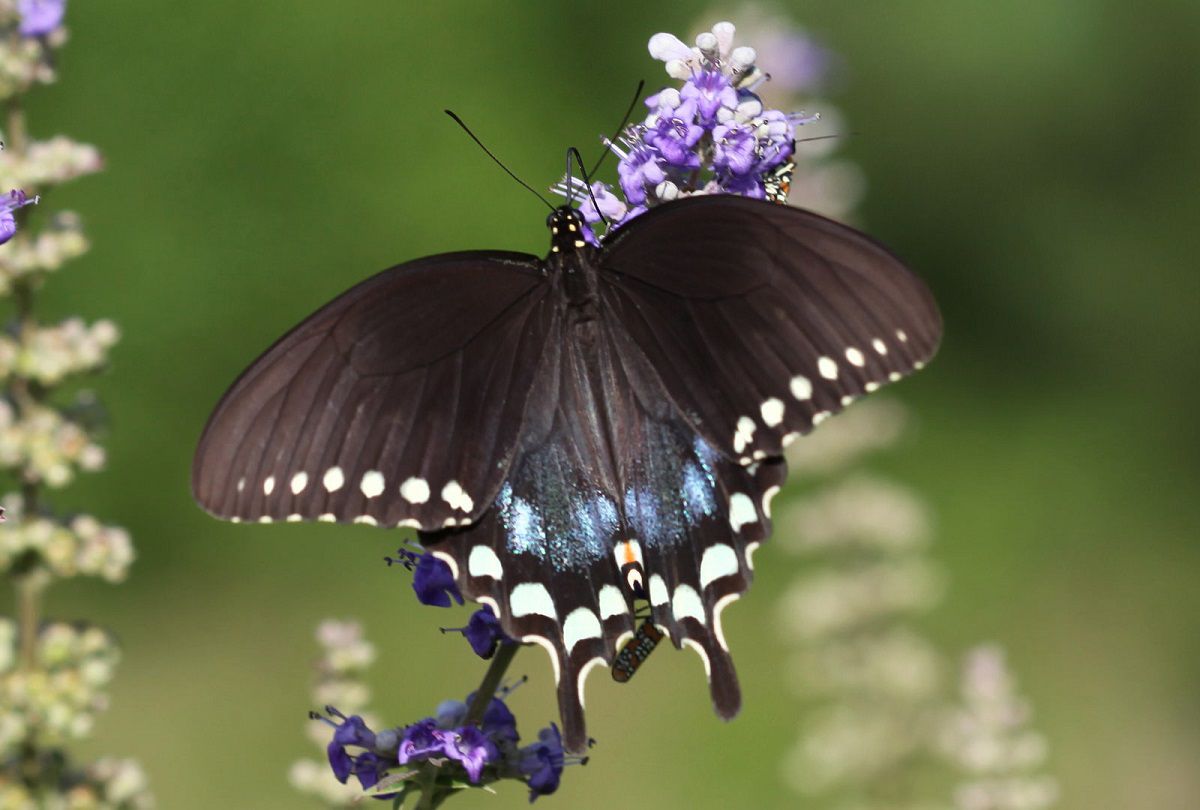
(192, 195, 941, 752)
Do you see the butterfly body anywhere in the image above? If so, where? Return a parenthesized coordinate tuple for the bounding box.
(193, 195, 941, 752)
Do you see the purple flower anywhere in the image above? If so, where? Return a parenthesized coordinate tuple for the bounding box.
(645, 100, 703, 169)
(680, 70, 737, 126)
(712, 122, 759, 176)
(398, 718, 442, 765)
(519, 724, 566, 802)
(0, 190, 38, 246)
(323, 712, 390, 789)
(577, 182, 627, 225)
(615, 138, 665, 206)
(713, 173, 767, 199)
(446, 606, 511, 659)
(474, 695, 519, 746)
(17, 0, 65, 37)
(397, 550, 461, 607)
(434, 726, 497, 783)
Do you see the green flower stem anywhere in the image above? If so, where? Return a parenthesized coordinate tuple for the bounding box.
(464, 641, 519, 727)
(415, 642, 520, 808)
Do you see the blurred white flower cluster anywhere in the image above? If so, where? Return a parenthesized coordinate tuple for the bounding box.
(0, 497, 133, 582)
(0, 211, 89, 290)
(0, 317, 119, 385)
(940, 647, 1059, 810)
(0, 400, 106, 488)
(775, 401, 1058, 808)
(777, 401, 948, 800)
(0, 1, 153, 804)
(289, 619, 381, 806)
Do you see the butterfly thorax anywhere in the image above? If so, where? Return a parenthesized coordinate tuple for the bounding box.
(546, 206, 599, 308)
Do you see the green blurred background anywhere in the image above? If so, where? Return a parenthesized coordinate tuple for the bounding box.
(9, 0, 1199, 807)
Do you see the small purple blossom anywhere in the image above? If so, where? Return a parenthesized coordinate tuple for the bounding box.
(712, 122, 760, 176)
(474, 695, 520, 746)
(322, 711, 391, 790)
(680, 70, 737, 126)
(387, 548, 463, 607)
(434, 726, 497, 783)
(445, 605, 511, 659)
(17, 0, 65, 37)
(614, 137, 665, 206)
(645, 100, 703, 168)
(0, 190, 38, 246)
(397, 718, 442, 765)
(519, 724, 566, 802)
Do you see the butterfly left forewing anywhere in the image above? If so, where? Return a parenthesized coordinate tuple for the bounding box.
(192, 251, 555, 530)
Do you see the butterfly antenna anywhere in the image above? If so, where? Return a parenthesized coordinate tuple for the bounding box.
(568, 146, 609, 229)
(589, 79, 645, 178)
(445, 109, 554, 212)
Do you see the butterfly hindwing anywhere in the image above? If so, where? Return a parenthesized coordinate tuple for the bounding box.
(598, 195, 941, 463)
(192, 251, 555, 530)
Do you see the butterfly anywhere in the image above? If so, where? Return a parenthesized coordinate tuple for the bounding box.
(192, 194, 942, 752)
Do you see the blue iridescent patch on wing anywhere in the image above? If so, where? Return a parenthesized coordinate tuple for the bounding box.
(495, 442, 615, 571)
(624, 423, 720, 549)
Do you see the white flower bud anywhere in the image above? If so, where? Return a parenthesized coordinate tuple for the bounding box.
(665, 59, 692, 80)
(695, 31, 718, 61)
(731, 46, 757, 72)
(647, 32, 693, 62)
(712, 22, 736, 57)
(655, 181, 679, 201)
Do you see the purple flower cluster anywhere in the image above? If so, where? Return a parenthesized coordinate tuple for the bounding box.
(0, 190, 39, 246)
(318, 693, 581, 802)
(553, 22, 819, 239)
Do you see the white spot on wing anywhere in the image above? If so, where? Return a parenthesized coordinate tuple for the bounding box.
(236, 477, 245, 493)
(712, 592, 740, 651)
(598, 584, 628, 619)
(257, 516, 273, 524)
(441, 480, 474, 513)
(700, 544, 740, 589)
(782, 432, 799, 447)
(790, 375, 812, 401)
(873, 338, 888, 355)
(818, 356, 838, 380)
(672, 584, 705, 624)
(317, 513, 336, 522)
(467, 545, 503, 579)
(510, 582, 557, 620)
(323, 467, 344, 492)
(286, 513, 303, 522)
(865, 381, 880, 392)
(354, 515, 377, 526)
(398, 518, 421, 529)
(812, 411, 830, 425)
(889, 371, 903, 382)
(577, 656, 606, 708)
(562, 607, 602, 654)
(290, 472, 308, 495)
(400, 477, 430, 504)
(841, 395, 855, 407)
(648, 574, 669, 606)
(360, 470, 385, 498)
(431, 550, 459, 580)
(522, 634, 560, 684)
(263, 476, 275, 496)
(745, 541, 760, 571)
(896, 328, 909, 342)
(762, 485, 781, 518)
(845, 347, 866, 367)
(733, 415, 757, 454)
(729, 492, 757, 532)
(760, 397, 785, 427)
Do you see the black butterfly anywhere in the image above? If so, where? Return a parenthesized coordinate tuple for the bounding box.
(192, 195, 941, 752)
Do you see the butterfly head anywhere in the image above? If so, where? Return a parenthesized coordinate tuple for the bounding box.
(546, 206, 589, 256)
